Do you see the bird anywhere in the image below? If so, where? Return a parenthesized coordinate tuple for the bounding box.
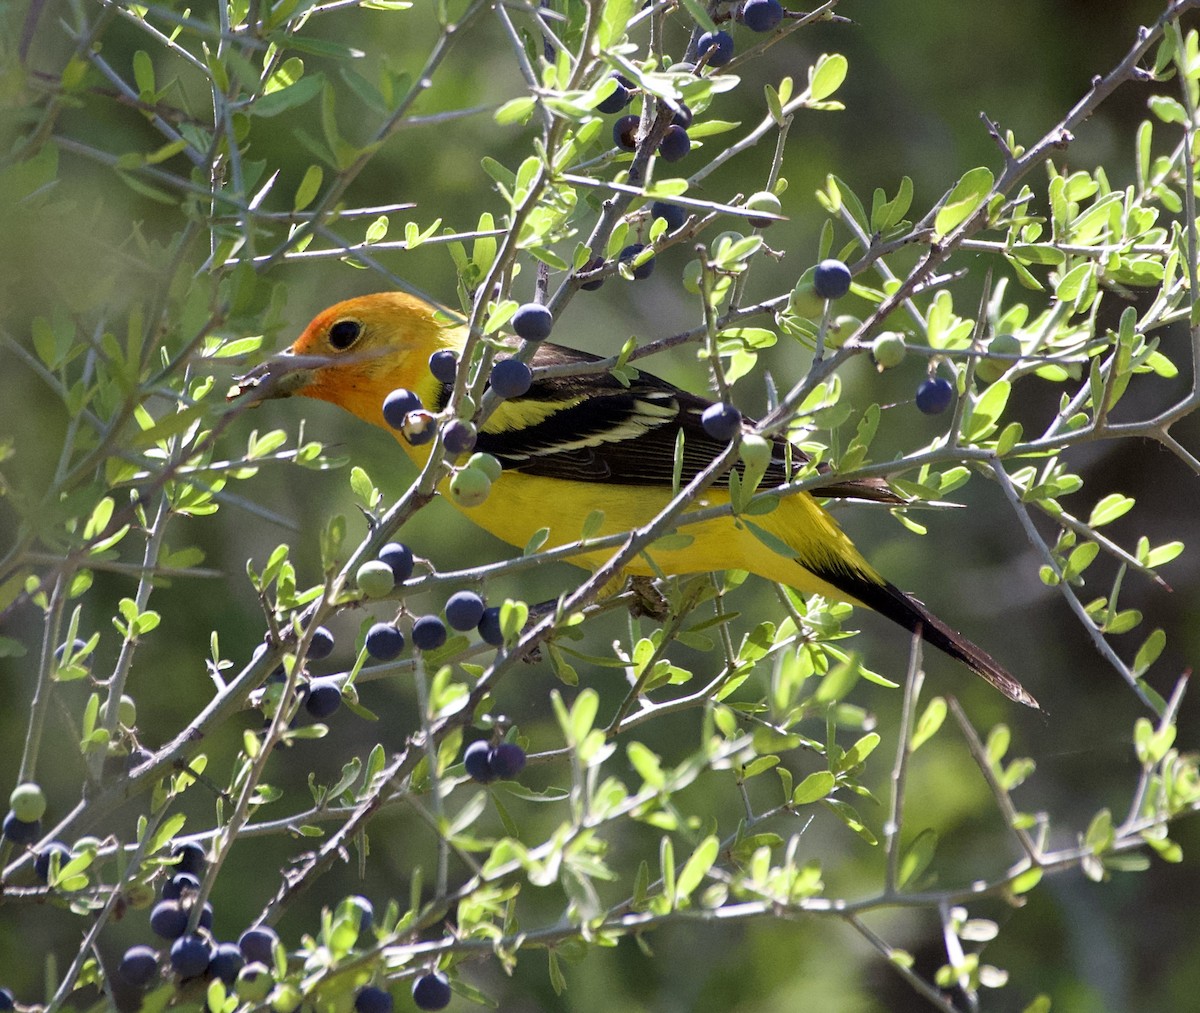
(230, 291, 1037, 709)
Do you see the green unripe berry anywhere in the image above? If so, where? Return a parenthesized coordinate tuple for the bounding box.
(825, 315, 862, 350)
(237, 964, 275, 1003)
(450, 468, 492, 508)
(356, 560, 396, 599)
(871, 332, 907, 369)
(466, 453, 503, 483)
(9, 783, 46, 823)
(976, 333, 1022, 383)
(126, 882, 156, 909)
(710, 231, 744, 256)
(118, 694, 137, 727)
(743, 190, 782, 228)
(738, 434, 772, 470)
(682, 259, 704, 294)
(270, 984, 303, 1013)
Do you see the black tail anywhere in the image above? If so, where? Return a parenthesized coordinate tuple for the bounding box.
(816, 564, 1040, 709)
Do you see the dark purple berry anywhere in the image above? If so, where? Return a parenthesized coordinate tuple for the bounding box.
(382, 388, 422, 430)
(490, 742, 527, 780)
(671, 104, 693, 128)
(650, 202, 687, 234)
(697, 30, 734, 67)
(657, 124, 690, 162)
(445, 591, 486, 631)
(127, 746, 153, 773)
(379, 543, 414, 582)
(443, 420, 477, 456)
(161, 872, 201, 900)
(463, 741, 496, 784)
(477, 608, 505, 647)
(0, 992, 11, 1013)
(365, 623, 405, 661)
(356, 986, 394, 1013)
(304, 679, 342, 719)
(596, 76, 632, 114)
(403, 411, 437, 446)
(512, 303, 553, 341)
(741, 0, 784, 32)
(54, 638, 87, 662)
(118, 945, 159, 987)
(34, 841, 70, 883)
(412, 615, 448, 652)
(150, 900, 188, 940)
(619, 244, 655, 280)
(2, 812, 39, 845)
(578, 255, 606, 291)
(812, 259, 852, 300)
(172, 841, 207, 876)
(701, 403, 743, 442)
(238, 926, 279, 965)
(346, 895, 374, 931)
(612, 114, 639, 150)
(209, 942, 245, 984)
(412, 972, 452, 1011)
(169, 933, 212, 978)
(916, 377, 955, 415)
(489, 359, 533, 400)
(429, 350, 458, 384)
(198, 902, 214, 931)
(307, 626, 336, 660)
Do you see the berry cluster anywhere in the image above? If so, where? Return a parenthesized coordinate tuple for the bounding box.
(108, 844, 285, 994)
(462, 739, 528, 784)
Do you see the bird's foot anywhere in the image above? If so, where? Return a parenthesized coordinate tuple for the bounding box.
(626, 576, 670, 621)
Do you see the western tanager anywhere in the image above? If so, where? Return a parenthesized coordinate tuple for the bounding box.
(232, 292, 1037, 708)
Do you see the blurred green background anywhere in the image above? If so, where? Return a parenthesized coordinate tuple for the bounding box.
(2, 0, 1198, 1010)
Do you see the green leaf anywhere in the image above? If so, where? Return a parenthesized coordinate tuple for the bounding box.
(1132, 628, 1166, 678)
(742, 755, 779, 779)
(792, 770, 835, 805)
(1084, 808, 1114, 853)
(898, 828, 937, 888)
(964, 380, 1010, 442)
(293, 165, 323, 212)
(251, 73, 324, 117)
(598, 0, 634, 47)
(1010, 866, 1042, 895)
(743, 520, 797, 560)
(675, 835, 719, 903)
(1062, 541, 1099, 581)
(823, 798, 877, 844)
(548, 950, 566, 996)
(934, 166, 994, 237)
(1088, 493, 1134, 527)
(1145, 540, 1183, 567)
(133, 50, 156, 97)
(678, 0, 716, 32)
(130, 405, 208, 449)
(1056, 262, 1094, 302)
(1148, 95, 1188, 124)
(910, 697, 946, 751)
(495, 96, 536, 125)
(524, 527, 550, 555)
(809, 53, 848, 103)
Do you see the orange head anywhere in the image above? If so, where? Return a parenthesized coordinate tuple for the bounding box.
(232, 292, 460, 429)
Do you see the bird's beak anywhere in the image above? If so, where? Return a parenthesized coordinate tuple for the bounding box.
(226, 349, 323, 404)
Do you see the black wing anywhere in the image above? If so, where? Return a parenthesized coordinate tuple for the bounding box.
(444, 343, 899, 501)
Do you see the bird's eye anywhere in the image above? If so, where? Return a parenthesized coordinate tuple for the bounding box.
(328, 319, 361, 350)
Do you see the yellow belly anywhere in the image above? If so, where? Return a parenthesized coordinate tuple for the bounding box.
(442, 470, 878, 605)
